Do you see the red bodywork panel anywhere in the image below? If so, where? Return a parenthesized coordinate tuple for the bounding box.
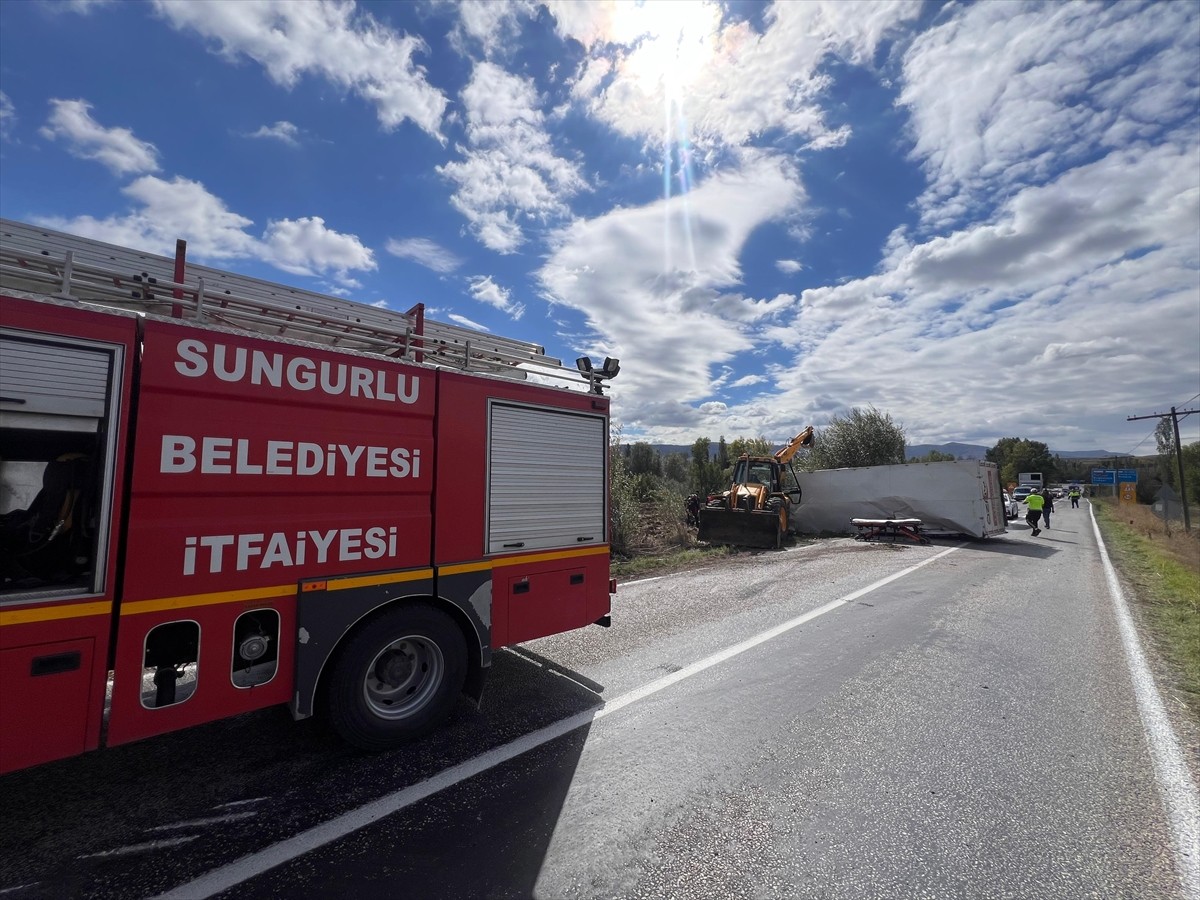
(0, 297, 136, 772)
(107, 320, 435, 747)
(434, 372, 612, 648)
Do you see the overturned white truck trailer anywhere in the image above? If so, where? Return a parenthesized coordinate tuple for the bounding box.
(792, 459, 1008, 539)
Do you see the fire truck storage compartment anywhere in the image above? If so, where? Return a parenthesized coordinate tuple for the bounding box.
(0, 333, 121, 596)
(487, 403, 607, 554)
(505, 567, 590, 646)
(0, 637, 97, 771)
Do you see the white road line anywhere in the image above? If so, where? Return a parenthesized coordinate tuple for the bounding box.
(1089, 507, 1200, 898)
(214, 797, 271, 809)
(77, 836, 198, 860)
(150, 811, 259, 831)
(619, 574, 665, 586)
(154, 543, 963, 900)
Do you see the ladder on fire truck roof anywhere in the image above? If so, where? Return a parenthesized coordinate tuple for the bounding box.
(0, 217, 586, 387)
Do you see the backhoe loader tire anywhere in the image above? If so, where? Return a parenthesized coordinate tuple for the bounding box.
(766, 498, 785, 549)
(324, 604, 467, 752)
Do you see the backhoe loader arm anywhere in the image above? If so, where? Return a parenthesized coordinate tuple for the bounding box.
(773, 426, 814, 464)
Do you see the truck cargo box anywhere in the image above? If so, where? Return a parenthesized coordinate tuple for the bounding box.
(792, 459, 1008, 539)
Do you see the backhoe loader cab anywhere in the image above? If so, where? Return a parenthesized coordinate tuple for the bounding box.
(697, 427, 813, 549)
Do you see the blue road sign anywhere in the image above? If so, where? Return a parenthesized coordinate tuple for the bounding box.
(1117, 469, 1138, 482)
(1091, 468, 1115, 484)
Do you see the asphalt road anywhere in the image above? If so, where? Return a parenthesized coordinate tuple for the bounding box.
(1, 502, 1196, 899)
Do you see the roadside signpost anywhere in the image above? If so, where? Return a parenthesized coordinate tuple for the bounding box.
(1092, 468, 1138, 503)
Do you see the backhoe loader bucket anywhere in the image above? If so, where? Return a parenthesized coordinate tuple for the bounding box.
(696, 506, 784, 549)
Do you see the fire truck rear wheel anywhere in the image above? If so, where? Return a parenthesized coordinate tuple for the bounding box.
(325, 604, 467, 751)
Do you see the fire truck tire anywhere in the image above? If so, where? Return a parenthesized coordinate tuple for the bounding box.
(324, 604, 467, 751)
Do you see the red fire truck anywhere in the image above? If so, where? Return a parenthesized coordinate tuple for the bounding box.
(0, 218, 618, 774)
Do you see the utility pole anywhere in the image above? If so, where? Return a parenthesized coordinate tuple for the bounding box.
(1127, 406, 1197, 532)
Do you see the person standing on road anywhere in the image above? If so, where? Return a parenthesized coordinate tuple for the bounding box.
(1041, 489, 1055, 529)
(1025, 489, 1045, 536)
(1069, 486, 1081, 508)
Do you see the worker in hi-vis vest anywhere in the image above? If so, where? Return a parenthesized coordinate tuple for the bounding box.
(1025, 489, 1045, 536)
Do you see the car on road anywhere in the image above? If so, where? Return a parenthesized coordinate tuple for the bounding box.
(1012, 485, 1037, 503)
(1003, 491, 1020, 520)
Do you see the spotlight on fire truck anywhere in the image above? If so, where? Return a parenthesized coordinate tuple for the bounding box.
(575, 356, 620, 394)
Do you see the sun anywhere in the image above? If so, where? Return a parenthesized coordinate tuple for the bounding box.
(611, 0, 721, 104)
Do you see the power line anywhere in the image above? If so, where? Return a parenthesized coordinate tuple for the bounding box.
(1125, 427, 1158, 457)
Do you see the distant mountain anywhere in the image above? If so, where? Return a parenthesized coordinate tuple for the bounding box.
(632, 442, 1138, 460)
(1052, 449, 1133, 459)
(907, 443, 1135, 460)
(648, 444, 695, 457)
(906, 442, 990, 459)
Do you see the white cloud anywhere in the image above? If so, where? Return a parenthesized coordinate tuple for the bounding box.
(1037, 338, 1129, 364)
(39, 99, 160, 176)
(36, 176, 375, 285)
(775, 259, 803, 275)
(48, 0, 114, 13)
(152, 0, 448, 140)
(729, 374, 767, 388)
(386, 237, 463, 274)
(537, 152, 804, 437)
(451, 0, 536, 57)
(553, 0, 921, 153)
(751, 137, 1200, 449)
(447, 312, 489, 331)
(437, 60, 587, 252)
(261, 216, 375, 280)
(898, 0, 1200, 234)
(0, 91, 15, 141)
(468, 275, 525, 319)
(246, 121, 301, 146)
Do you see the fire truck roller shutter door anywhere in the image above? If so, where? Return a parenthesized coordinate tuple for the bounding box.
(323, 602, 467, 750)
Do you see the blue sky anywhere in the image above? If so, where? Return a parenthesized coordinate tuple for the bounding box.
(1, 0, 1197, 453)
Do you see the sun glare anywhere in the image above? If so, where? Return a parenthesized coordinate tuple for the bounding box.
(606, 1, 723, 274)
(612, 0, 720, 103)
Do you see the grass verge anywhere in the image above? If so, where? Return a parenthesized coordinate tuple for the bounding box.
(1092, 498, 1200, 720)
(611, 545, 735, 581)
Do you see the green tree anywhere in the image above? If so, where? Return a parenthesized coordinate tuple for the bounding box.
(628, 441, 661, 476)
(1157, 417, 1180, 490)
(717, 436, 730, 469)
(662, 452, 689, 484)
(908, 450, 956, 463)
(809, 407, 906, 469)
(609, 426, 636, 556)
(728, 437, 773, 459)
(690, 437, 725, 495)
(1183, 442, 1200, 505)
(985, 437, 1056, 486)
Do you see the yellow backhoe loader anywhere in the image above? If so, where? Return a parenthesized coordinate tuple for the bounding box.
(697, 426, 814, 549)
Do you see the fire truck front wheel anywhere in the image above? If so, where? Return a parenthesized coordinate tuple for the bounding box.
(325, 604, 467, 751)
